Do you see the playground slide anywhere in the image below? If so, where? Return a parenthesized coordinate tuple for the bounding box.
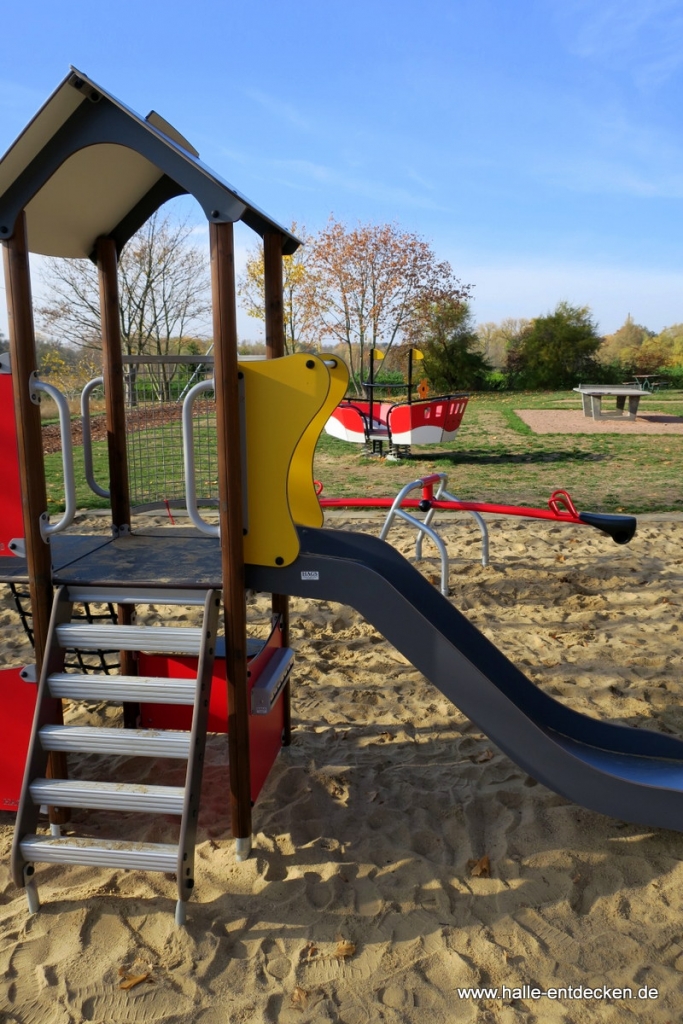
(247, 527, 683, 832)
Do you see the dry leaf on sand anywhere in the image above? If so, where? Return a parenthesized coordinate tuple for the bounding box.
(291, 986, 309, 1009)
(468, 855, 491, 878)
(334, 940, 356, 960)
(118, 972, 150, 990)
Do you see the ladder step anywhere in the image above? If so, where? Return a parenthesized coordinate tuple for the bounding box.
(20, 834, 178, 872)
(39, 725, 191, 759)
(48, 673, 196, 704)
(56, 623, 204, 655)
(29, 779, 185, 814)
(67, 586, 210, 607)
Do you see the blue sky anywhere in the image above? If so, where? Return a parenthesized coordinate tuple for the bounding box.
(0, 0, 682, 339)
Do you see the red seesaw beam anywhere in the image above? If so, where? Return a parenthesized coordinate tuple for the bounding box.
(318, 484, 637, 545)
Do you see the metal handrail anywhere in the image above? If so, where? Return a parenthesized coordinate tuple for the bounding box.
(380, 473, 490, 595)
(32, 376, 77, 540)
(379, 476, 451, 596)
(80, 377, 110, 499)
(182, 378, 219, 537)
(415, 477, 489, 569)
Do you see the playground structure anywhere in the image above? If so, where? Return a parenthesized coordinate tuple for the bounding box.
(325, 347, 470, 457)
(317, 476, 638, 596)
(3, 69, 683, 928)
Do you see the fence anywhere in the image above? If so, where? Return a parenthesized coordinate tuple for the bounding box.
(122, 356, 217, 512)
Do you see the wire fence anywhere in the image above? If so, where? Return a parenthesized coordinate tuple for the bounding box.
(122, 356, 218, 512)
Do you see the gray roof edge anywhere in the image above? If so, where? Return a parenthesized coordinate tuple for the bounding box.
(0, 69, 79, 168)
(67, 68, 302, 251)
(0, 66, 302, 254)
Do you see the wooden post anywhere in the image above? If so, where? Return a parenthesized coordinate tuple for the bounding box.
(210, 221, 251, 842)
(3, 211, 68, 823)
(96, 237, 136, 723)
(263, 230, 292, 745)
(96, 237, 131, 533)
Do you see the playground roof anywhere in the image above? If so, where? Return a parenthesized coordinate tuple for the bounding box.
(0, 67, 301, 260)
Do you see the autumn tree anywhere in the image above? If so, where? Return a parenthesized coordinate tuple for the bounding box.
(655, 323, 683, 366)
(416, 299, 490, 391)
(599, 314, 655, 369)
(306, 218, 471, 394)
(475, 318, 530, 369)
(508, 302, 603, 388)
(37, 212, 212, 397)
(238, 223, 318, 353)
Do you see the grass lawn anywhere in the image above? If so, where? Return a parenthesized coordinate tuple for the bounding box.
(43, 390, 683, 516)
(313, 390, 683, 515)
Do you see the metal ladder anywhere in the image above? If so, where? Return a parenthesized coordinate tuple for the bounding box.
(11, 585, 220, 925)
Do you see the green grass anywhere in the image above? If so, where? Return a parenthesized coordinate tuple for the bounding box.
(45, 442, 111, 514)
(42, 390, 683, 516)
(314, 390, 683, 514)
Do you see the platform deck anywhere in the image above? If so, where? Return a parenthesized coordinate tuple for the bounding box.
(0, 530, 223, 589)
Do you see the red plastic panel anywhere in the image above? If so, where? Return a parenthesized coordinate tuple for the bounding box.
(139, 621, 286, 804)
(443, 397, 469, 433)
(0, 372, 24, 557)
(0, 667, 37, 810)
(325, 404, 366, 443)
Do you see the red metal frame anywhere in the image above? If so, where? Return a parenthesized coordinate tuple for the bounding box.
(139, 616, 286, 804)
(0, 370, 25, 556)
(0, 667, 37, 809)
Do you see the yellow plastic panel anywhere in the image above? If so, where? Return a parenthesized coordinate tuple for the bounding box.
(241, 354, 331, 567)
(289, 356, 349, 527)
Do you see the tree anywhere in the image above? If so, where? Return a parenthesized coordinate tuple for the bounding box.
(508, 302, 603, 388)
(599, 314, 655, 369)
(476, 317, 530, 369)
(415, 299, 491, 391)
(238, 223, 318, 354)
(37, 212, 212, 397)
(0, 328, 7, 354)
(655, 324, 683, 367)
(306, 218, 471, 394)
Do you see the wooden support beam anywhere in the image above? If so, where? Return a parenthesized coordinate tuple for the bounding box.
(96, 236, 131, 534)
(210, 221, 252, 841)
(3, 212, 68, 823)
(264, 230, 286, 359)
(95, 237, 136, 706)
(263, 230, 292, 745)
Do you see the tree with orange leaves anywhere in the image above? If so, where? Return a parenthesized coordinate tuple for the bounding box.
(306, 217, 471, 393)
(238, 223, 319, 354)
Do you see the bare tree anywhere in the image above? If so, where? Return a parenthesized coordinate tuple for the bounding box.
(37, 212, 212, 398)
(476, 318, 530, 369)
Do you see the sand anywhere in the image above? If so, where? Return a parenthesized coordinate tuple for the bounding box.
(2, 511, 683, 1022)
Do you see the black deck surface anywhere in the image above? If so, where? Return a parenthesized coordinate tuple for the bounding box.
(0, 534, 114, 584)
(52, 531, 222, 589)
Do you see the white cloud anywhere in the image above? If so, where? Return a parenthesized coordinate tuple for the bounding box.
(550, 0, 683, 89)
(243, 88, 311, 132)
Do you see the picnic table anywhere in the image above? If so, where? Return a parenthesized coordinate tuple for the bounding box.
(631, 374, 670, 392)
(573, 385, 648, 421)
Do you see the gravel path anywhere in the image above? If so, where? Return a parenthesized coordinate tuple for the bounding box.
(517, 408, 683, 434)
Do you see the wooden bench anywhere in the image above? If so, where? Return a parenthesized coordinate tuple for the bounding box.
(573, 385, 648, 421)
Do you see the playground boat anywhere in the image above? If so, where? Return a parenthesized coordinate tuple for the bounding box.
(325, 394, 469, 449)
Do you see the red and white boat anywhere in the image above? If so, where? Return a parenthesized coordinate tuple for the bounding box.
(325, 394, 469, 452)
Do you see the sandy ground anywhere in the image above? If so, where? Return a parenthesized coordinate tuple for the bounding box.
(2, 511, 683, 1022)
(517, 408, 683, 434)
